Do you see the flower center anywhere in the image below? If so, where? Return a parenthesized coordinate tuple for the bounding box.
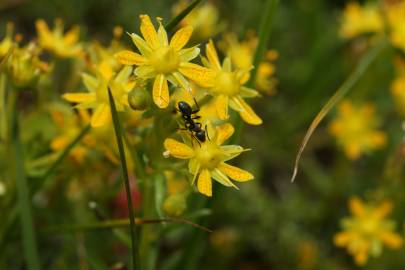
(214, 71, 240, 96)
(358, 217, 379, 236)
(195, 141, 223, 170)
(150, 46, 180, 74)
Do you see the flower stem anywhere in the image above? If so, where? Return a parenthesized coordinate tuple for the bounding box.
(165, 0, 202, 33)
(108, 88, 140, 270)
(248, 0, 279, 87)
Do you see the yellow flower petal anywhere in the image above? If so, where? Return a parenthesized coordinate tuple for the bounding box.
(218, 163, 253, 182)
(82, 73, 98, 92)
(115, 50, 146, 65)
(170, 26, 193, 51)
(129, 33, 152, 56)
(221, 145, 247, 161)
(211, 168, 238, 188)
(179, 62, 216, 88)
(153, 74, 169, 108)
(333, 231, 352, 246)
(197, 169, 212, 197)
(91, 103, 111, 127)
(349, 197, 366, 217)
(379, 231, 403, 249)
(232, 96, 262, 125)
(63, 92, 96, 103)
(215, 95, 229, 120)
(139, 14, 159, 49)
(63, 25, 80, 45)
(164, 138, 194, 159)
(179, 46, 200, 62)
(216, 123, 234, 145)
(157, 20, 168, 46)
(206, 39, 221, 70)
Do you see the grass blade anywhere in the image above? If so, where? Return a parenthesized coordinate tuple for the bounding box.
(11, 94, 40, 270)
(248, 0, 279, 87)
(165, 0, 202, 33)
(108, 88, 140, 270)
(290, 38, 388, 182)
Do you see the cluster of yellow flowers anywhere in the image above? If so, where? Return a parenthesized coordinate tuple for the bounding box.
(340, 0, 405, 53)
(112, 14, 259, 197)
(334, 197, 402, 265)
(0, 0, 277, 202)
(340, 1, 405, 125)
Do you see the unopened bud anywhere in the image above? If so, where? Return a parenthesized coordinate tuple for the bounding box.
(128, 87, 151, 111)
(163, 193, 187, 217)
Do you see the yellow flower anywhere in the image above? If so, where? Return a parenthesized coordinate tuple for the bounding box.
(49, 105, 91, 163)
(340, 2, 383, 39)
(220, 32, 277, 95)
(202, 40, 262, 125)
(36, 18, 82, 58)
(329, 100, 386, 160)
(87, 26, 125, 73)
(173, 1, 225, 41)
(6, 42, 50, 88)
(0, 22, 14, 59)
(386, 1, 405, 52)
(163, 123, 253, 197)
(334, 197, 403, 266)
(63, 64, 135, 127)
(115, 14, 215, 108)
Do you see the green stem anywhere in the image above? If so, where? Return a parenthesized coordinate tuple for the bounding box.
(108, 88, 140, 270)
(165, 0, 202, 33)
(248, 0, 279, 87)
(11, 91, 41, 270)
(231, 0, 278, 144)
(139, 175, 156, 270)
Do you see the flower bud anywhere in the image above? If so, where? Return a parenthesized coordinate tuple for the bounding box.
(128, 86, 151, 111)
(163, 193, 187, 217)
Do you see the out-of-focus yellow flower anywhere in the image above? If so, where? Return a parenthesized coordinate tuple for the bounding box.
(173, 1, 224, 41)
(329, 100, 386, 159)
(334, 197, 402, 266)
(87, 26, 125, 73)
(340, 2, 383, 39)
(36, 19, 82, 58)
(386, 1, 405, 52)
(115, 14, 215, 108)
(391, 57, 405, 116)
(49, 105, 91, 163)
(0, 22, 14, 59)
(162, 170, 189, 216)
(220, 32, 278, 94)
(202, 40, 262, 125)
(63, 64, 135, 127)
(6, 42, 50, 88)
(163, 123, 253, 197)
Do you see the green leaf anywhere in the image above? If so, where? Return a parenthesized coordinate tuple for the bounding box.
(165, 0, 202, 33)
(108, 88, 140, 270)
(290, 38, 388, 182)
